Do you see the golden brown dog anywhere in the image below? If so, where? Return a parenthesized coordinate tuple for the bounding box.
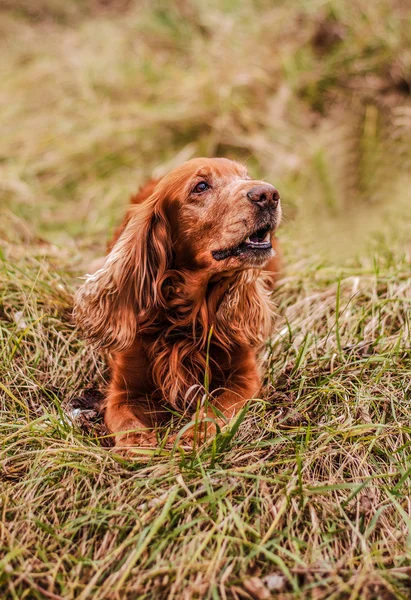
(74, 157, 281, 447)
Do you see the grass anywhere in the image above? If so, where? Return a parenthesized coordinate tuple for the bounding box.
(1, 0, 411, 598)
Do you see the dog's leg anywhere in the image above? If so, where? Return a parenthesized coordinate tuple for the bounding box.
(174, 389, 255, 447)
(176, 351, 261, 445)
(104, 349, 167, 448)
(105, 393, 160, 448)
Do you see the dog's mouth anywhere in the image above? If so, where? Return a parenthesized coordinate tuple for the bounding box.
(212, 224, 272, 262)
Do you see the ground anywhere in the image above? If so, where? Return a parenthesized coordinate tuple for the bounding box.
(1, 1, 411, 599)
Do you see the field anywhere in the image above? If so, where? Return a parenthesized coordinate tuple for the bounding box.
(1, 1, 411, 598)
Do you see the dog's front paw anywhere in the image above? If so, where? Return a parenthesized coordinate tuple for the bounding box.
(115, 427, 158, 451)
(170, 417, 222, 448)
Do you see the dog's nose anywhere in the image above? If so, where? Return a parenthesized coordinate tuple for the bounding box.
(247, 185, 280, 209)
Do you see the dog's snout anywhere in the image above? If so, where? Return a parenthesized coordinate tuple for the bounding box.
(247, 185, 280, 209)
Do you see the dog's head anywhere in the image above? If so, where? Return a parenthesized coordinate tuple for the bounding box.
(160, 157, 281, 271)
(74, 157, 281, 349)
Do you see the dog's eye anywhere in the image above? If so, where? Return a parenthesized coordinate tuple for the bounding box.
(192, 181, 210, 194)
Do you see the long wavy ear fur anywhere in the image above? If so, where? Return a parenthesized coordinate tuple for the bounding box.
(74, 193, 172, 351)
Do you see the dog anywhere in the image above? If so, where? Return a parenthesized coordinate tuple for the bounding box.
(74, 157, 281, 447)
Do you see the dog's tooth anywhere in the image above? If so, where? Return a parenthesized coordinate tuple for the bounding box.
(264, 231, 270, 242)
(245, 237, 251, 243)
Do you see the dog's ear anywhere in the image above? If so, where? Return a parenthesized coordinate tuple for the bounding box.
(74, 194, 172, 351)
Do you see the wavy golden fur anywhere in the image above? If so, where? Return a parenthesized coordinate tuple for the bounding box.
(74, 158, 281, 447)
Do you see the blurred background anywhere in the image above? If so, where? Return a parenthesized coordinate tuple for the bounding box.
(1, 0, 410, 266)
